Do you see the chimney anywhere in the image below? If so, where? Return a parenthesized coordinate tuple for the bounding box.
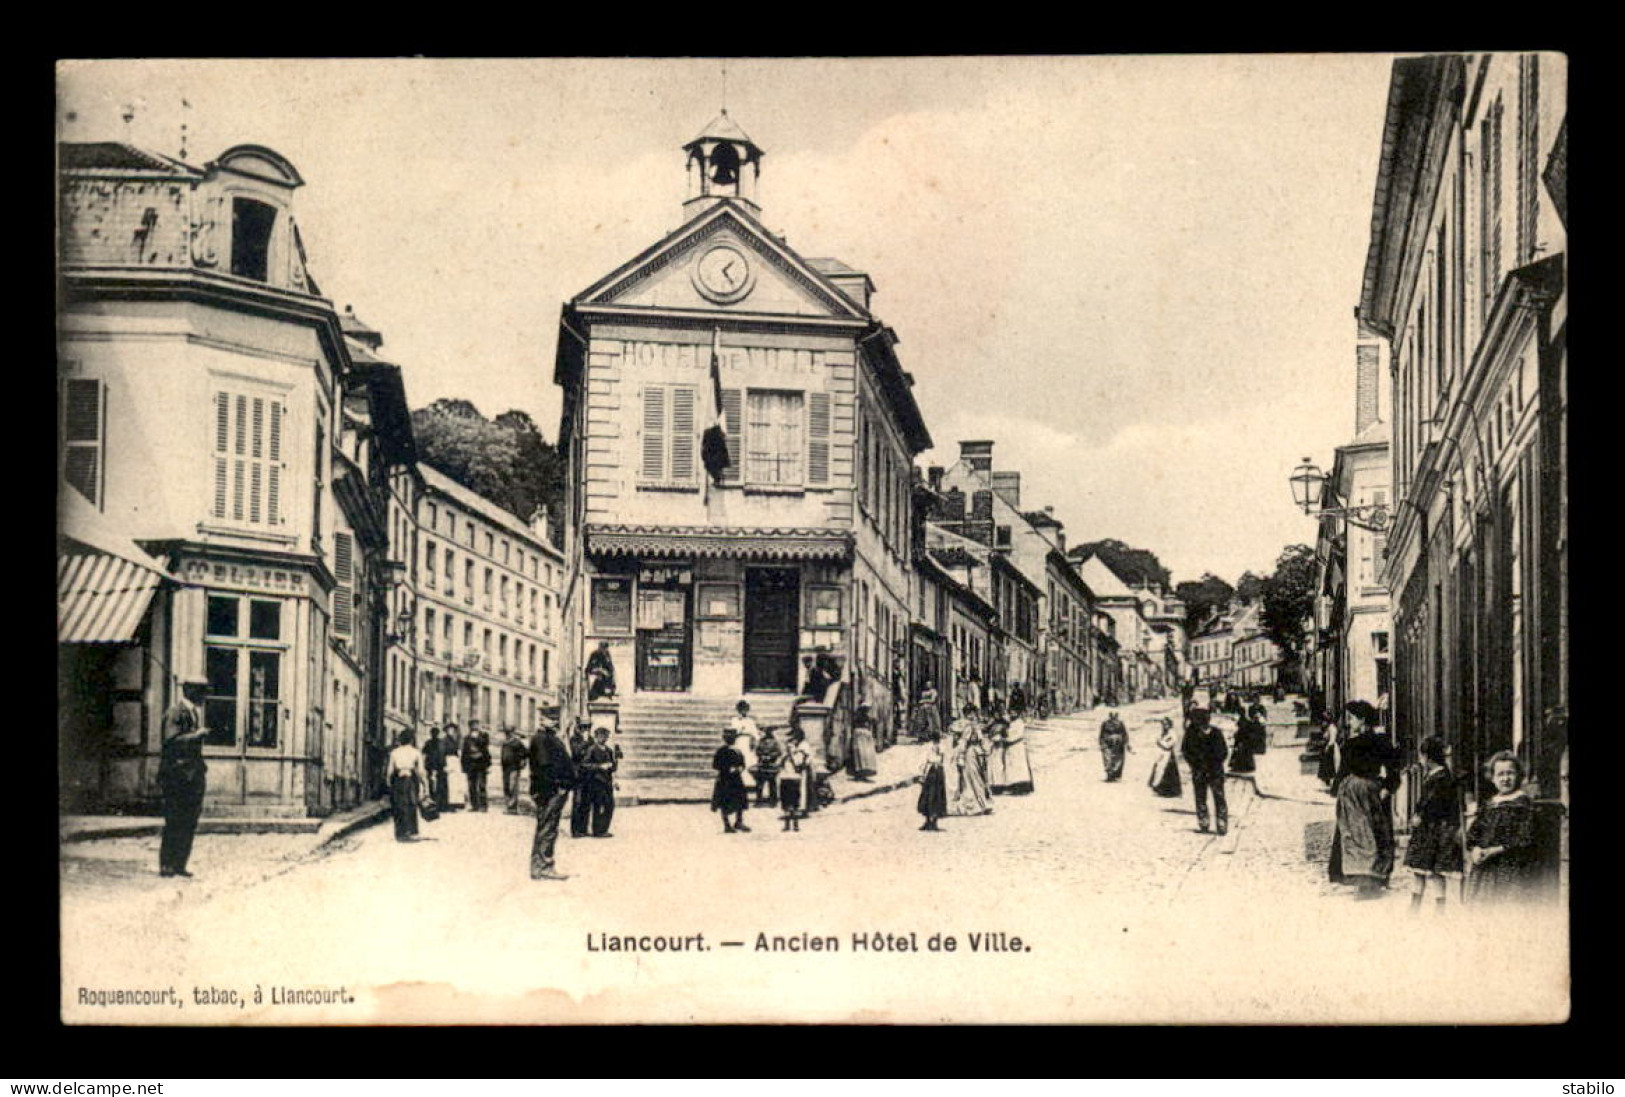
(960, 439, 994, 473)
(1355, 309, 1385, 434)
(991, 470, 1022, 508)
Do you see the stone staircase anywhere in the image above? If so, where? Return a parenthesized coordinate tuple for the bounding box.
(616, 692, 800, 780)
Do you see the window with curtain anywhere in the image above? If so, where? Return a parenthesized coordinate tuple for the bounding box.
(745, 390, 805, 486)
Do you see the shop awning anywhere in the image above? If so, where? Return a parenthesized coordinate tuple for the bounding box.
(58, 488, 178, 643)
(586, 524, 851, 562)
(58, 551, 165, 643)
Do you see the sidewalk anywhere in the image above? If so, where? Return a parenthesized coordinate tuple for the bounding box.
(60, 797, 393, 844)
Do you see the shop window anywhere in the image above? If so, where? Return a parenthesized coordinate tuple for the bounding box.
(203, 593, 284, 749)
(591, 577, 633, 634)
(697, 582, 741, 620)
(807, 586, 842, 628)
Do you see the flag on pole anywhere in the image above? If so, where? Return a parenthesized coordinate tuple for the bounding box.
(701, 328, 730, 483)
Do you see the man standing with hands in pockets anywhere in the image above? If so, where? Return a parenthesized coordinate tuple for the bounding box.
(529, 720, 577, 880)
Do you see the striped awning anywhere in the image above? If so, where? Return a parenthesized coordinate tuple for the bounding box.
(58, 551, 164, 643)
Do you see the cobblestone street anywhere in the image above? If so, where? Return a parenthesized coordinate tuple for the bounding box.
(61, 698, 1566, 1024)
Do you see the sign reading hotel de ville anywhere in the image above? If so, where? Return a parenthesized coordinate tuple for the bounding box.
(56, 55, 1570, 1027)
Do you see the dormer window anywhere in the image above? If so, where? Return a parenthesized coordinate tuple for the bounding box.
(231, 197, 277, 281)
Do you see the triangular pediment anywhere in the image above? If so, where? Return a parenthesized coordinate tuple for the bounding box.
(574, 201, 868, 322)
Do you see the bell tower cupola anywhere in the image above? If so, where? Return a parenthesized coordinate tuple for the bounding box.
(683, 110, 764, 219)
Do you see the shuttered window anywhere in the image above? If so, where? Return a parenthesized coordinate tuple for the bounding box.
(62, 378, 105, 508)
(211, 389, 287, 527)
(808, 392, 831, 485)
(721, 388, 743, 483)
(332, 531, 354, 638)
(639, 383, 699, 487)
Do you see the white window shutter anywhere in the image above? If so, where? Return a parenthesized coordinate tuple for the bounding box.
(721, 388, 742, 483)
(808, 392, 831, 485)
(641, 385, 666, 481)
(670, 385, 695, 481)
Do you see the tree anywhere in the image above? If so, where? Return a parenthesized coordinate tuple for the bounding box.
(1072, 539, 1172, 591)
(1175, 573, 1235, 634)
(411, 399, 564, 541)
(1235, 571, 1267, 603)
(1260, 544, 1317, 655)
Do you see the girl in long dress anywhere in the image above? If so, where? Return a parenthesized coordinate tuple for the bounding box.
(730, 701, 760, 796)
(984, 705, 1010, 791)
(916, 733, 948, 831)
(948, 706, 992, 816)
(1466, 751, 1540, 905)
(710, 730, 750, 834)
(993, 708, 1035, 795)
(849, 704, 879, 781)
(1148, 717, 1182, 798)
(386, 730, 426, 842)
(1405, 736, 1463, 913)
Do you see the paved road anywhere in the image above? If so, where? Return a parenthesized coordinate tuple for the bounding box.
(60, 697, 1567, 1024)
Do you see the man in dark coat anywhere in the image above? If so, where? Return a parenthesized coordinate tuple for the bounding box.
(579, 727, 619, 837)
(157, 675, 211, 877)
(1099, 711, 1129, 781)
(568, 719, 594, 838)
(461, 720, 492, 812)
(423, 726, 448, 810)
(1181, 707, 1230, 835)
(500, 727, 528, 814)
(529, 720, 578, 880)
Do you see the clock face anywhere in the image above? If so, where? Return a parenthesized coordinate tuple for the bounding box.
(692, 243, 754, 303)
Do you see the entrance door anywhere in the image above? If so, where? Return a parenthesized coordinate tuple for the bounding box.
(744, 568, 800, 692)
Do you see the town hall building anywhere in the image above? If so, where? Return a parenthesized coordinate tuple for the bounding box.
(553, 113, 931, 775)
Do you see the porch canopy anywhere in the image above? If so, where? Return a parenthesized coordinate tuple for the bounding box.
(585, 524, 851, 562)
(58, 490, 178, 643)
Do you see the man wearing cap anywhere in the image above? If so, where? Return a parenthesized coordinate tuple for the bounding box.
(157, 675, 211, 877)
(1181, 705, 1230, 835)
(529, 719, 577, 880)
(500, 726, 528, 814)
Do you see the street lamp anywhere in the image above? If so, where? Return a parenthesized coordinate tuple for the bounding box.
(1288, 456, 1390, 533)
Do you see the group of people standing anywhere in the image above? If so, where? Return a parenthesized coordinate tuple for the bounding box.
(1322, 699, 1545, 908)
(712, 701, 818, 834)
(916, 700, 1034, 831)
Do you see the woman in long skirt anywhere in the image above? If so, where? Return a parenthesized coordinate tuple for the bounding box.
(387, 729, 426, 842)
(914, 682, 943, 741)
(1329, 701, 1400, 899)
(991, 706, 1035, 795)
(916, 733, 948, 831)
(1148, 717, 1182, 798)
(849, 704, 879, 781)
(948, 707, 992, 816)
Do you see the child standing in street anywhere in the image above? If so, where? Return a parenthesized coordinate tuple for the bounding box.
(1404, 736, 1464, 913)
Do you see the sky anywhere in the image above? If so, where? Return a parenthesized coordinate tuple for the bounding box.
(57, 56, 1397, 586)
